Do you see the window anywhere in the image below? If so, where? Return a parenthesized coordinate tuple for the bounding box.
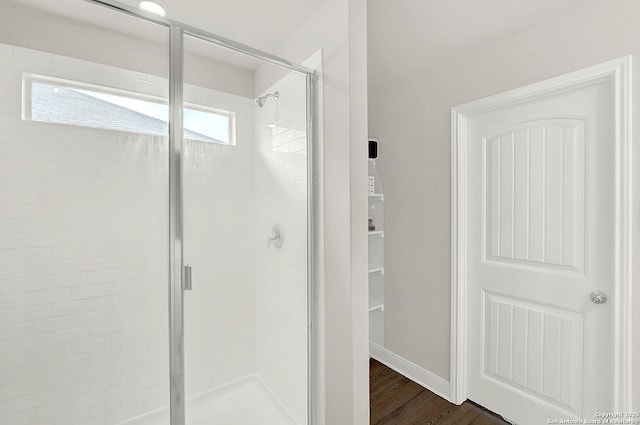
(24, 75, 236, 145)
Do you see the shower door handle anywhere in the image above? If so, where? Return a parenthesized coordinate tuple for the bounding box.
(182, 265, 193, 291)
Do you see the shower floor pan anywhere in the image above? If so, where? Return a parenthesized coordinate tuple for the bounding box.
(119, 375, 299, 425)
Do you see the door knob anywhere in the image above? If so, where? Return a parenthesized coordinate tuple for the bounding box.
(590, 290, 607, 304)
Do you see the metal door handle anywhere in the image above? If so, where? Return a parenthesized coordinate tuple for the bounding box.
(590, 290, 607, 304)
(182, 265, 192, 291)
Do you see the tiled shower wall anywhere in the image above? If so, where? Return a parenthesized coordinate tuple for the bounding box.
(0, 44, 256, 425)
(254, 70, 309, 425)
(182, 84, 256, 397)
(0, 43, 170, 425)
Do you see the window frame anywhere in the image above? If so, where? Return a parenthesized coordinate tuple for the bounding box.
(22, 73, 237, 145)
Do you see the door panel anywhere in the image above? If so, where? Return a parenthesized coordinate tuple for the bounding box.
(483, 292, 584, 413)
(467, 79, 614, 423)
(484, 119, 586, 274)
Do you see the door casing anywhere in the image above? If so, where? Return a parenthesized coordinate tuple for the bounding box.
(450, 56, 633, 411)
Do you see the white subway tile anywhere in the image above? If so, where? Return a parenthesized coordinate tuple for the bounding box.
(15, 389, 54, 412)
(13, 305, 54, 323)
(70, 365, 90, 382)
(0, 292, 37, 309)
(0, 264, 15, 280)
(51, 272, 87, 288)
(90, 372, 121, 391)
(0, 280, 13, 296)
(89, 362, 106, 379)
(14, 333, 54, 352)
(75, 389, 106, 408)
(35, 288, 71, 305)
(0, 43, 14, 57)
(88, 322, 114, 338)
(53, 327, 88, 345)
(0, 398, 14, 417)
(35, 401, 63, 421)
(13, 247, 53, 264)
(87, 269, 115, 284)
(0, 410, 31, 425)
(71, 284, 110, 300)
(13, 276, 50, 292)
(66, 353, 90, 369)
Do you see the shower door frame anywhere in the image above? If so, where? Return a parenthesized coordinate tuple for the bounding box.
(84, 2, 320, 425)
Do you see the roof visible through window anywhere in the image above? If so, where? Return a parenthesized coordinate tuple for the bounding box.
(28, 79, 235, 145)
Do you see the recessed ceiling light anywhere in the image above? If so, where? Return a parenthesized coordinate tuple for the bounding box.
(139, 1, 166, 17)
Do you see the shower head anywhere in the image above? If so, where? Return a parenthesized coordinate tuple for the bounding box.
(255, 91, 279, 107)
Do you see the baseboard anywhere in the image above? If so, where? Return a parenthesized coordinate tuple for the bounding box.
(370, 342, 451, 402)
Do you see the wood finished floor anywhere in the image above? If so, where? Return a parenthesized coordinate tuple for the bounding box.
(370, 359, 509, 425)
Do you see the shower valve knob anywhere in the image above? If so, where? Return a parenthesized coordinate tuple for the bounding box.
(268, 225, 283, 248)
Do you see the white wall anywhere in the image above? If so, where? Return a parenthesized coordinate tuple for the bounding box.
(348, 0, 370, 421)
(254, 0, 369, 422)
(368, 0, 639, 407)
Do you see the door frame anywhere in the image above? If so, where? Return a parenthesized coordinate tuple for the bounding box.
(450, 56, 633, 411)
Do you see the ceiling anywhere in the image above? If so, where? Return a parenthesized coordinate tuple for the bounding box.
(368, 0, 597, 87)
(10, 0, 599, 81)
(9, 0, 327, 70)
(124, 0, 326, 52)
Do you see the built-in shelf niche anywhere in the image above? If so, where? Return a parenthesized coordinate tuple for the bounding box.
(368, 147, 384, 348)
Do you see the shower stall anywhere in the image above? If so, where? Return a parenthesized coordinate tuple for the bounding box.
(0, 1, 318, 424)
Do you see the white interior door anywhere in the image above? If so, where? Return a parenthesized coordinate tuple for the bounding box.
(465, 76, 616, 423)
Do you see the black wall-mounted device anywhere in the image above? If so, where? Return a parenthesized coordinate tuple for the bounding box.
(368, 139, 378, 159)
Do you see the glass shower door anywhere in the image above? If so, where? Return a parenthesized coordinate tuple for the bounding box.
(0, 3, 172, 425)
(181, 34, 311, 425)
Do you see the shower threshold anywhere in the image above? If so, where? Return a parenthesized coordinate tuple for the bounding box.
(117, 375, 300, 425)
